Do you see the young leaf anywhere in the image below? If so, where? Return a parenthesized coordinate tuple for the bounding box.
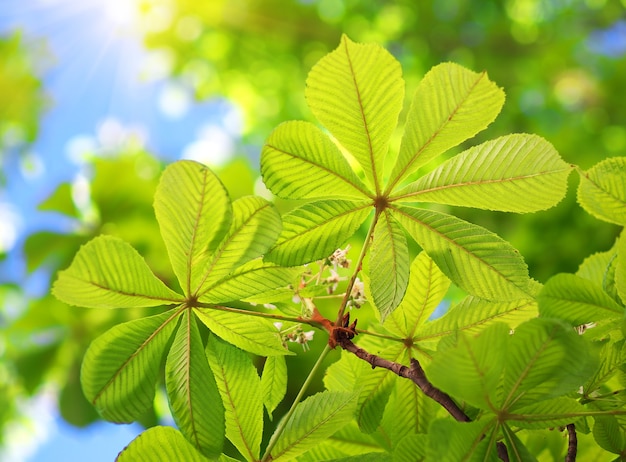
(261, 121, 370, 199)
(264, 200, 371, 266)
(268, 391, 358, 462)
(391, 206, 532, 300)
(53, 235, 183, 308)
(165, 310, 224, 458)
(393, 134, 572, 212)
(81, 311, 179, 423)
(305, 34, 404, 192)
(154, 160, 231, 295)
(385, 251, 450, 338)
(538, 273, 623, 326)
(387, 62, 505, 191)
(501, 318, 597, 410)
(194, 308, 291, 356)
(427, 323, 509, 410)
(577, 157, 626, 225)
(198, 260, 298, 304)
(367, 211, 410, 321)
(196, 196, 282, 294)
(261, 355, 288, 420)
(116, 426, 209, 462)
(206, 335, 263, 462)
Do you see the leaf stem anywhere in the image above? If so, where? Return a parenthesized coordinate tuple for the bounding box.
(334, 210, 380, 327)
(261, 345, 332, 461)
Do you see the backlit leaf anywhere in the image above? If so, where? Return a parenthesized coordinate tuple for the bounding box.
(538, 273, 623, 326)
(265, 199, 371, 266)
(165, 310, 224, 458)
(206, 335, 263, 462)
(393, 134, 572, 212)
(501, 424, 538, 462)
(268, 391, 357, 461)
(391, 206, 532, 300)
(506, 397, 585, 429)
(261, 355, 287, 420)
(367, 211, 410, 321)
(615, 234, 626, 305)
(577, 157, 626, 225)
(53, 235, 183, 308)
(154, 160, 231, 295)
(427, 419, 492, 462)
(306, 35, 403, 192)
(387, 62, 505, 191)
(81, 311, 179, 422)
(261, 121, 369, 199)
(593, 415, 625, 454)
(116, 426, 209, 462)
(194, 308, 291, 356)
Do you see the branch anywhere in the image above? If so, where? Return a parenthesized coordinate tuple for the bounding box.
(565, 424, 577, 462)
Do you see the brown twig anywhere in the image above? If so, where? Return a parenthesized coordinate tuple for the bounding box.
(565, 424, 577, 462)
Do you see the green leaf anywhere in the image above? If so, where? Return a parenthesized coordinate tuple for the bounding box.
(391, 206, 532, 300)
(261, 121, 370, 199)
(428, 323, 509, 410)
(387, 62, 505, 191)
(305, 35, 404, 192)
(154, 160, 232, 295)
(615, 234, 626, 305)
(577, 247, 617, 287)
(326, 454, 392, 462)
(427, 419, 492, 462)
(577, 157, 626, 225)
(199, 260, 298, 304)
(367, 211, 410, 321)
(356, 357, 397, 433)
(261, 355, 287, 420)
(418, 297, 537, 341)
(165, 310, 224, 458)
(81, 311, 179, 422)
(194, 308, 291, 356)
(393, 134, 572, 212)
(593, 416, 625, 454)
(206, 335, 263, 462)
(53, 235, 183, 308)
(385, 251, 450, 338)
(538, 273, 623, 326)
(501, 424, 538, 462)
(506, 397, 585, 429)
(501, 318, 597, 410)
(38, 182, 79, 217)
(116, 426, 209, 462)
(196, 196, 282, 294)
(268, 391, 358, 462)
(265, 200, 371, 266)
(586, 339, 626, 394)
(393, 434, 427, 462)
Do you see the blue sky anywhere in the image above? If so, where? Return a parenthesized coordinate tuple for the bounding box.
(0, 0, 237, 460)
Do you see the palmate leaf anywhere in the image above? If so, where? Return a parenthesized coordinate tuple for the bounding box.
(501, 318, 597, 410)
(385, 251, 450, 338)
(506, 397, 585, 429)
(367, 211, 410, 320)
(268, 391, 358, 462)
(386, 62, 505, 191)
(577, 157, 626, 225)
(81, 311, 179, 423)
(265, 200, 371, 266)
(537, 273, 624, 326)
(501, 424, 538, 462)
(305, 34, 404, 192)
(393, 134, 572, 212)
(154, 160, 231, 295)
(427, 419, 494, 462)
(196, 196, 282, 294)
(261, 121, 369, 200)
(52, 235, 183, 308)
(194, 308, 291, 356)
(427, 323, 509, 410)
(165, 310, 224, 458)
(391, 206, 532, 301)
(206, 335, 263, 462)
(116, 426, 209, 462)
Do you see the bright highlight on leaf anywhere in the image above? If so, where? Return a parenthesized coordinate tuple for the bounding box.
(577, 157, 626, 225)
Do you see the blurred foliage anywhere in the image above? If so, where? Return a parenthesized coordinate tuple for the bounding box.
(0, 30, 48, 174)
(2, 0, 626, 450)
(140, 0, 625, 280)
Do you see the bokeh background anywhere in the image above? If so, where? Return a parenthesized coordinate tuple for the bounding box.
(1, 0, 625, 460)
